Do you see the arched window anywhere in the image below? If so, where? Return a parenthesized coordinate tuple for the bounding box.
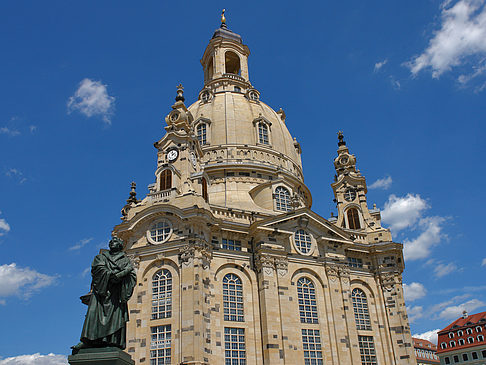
(148, 220, 172, 244)
(440, 343, 447, 349)
(478, 334, 484, 342)
(258, 122, 269, 145)
(347, 208, 361, 229)
(449, 332, 455, 338)
(152, 269, 172, 319)
(476, 326, 483, 332)
(223, 274, 244, 322)
(225, 51, 240, 75)
(202, 177, 208, 202)
(160, 169, 172, 191)
(458, 338, 465, 346)
(207, 57, 214, 80)
(197, 123, 207, 145)
(352, 288, 372, 330)
(297, 277, 318, 324)
(468, 336, 474, 344)
(294, 230, 312, 254)
(466, 328, 473, 335)
(275, 186, 292, 212)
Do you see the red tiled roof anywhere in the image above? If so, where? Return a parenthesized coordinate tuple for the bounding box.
(437, 311, 486, 354)
(412, 337, 437, 351)
(438, 311, 486, 333)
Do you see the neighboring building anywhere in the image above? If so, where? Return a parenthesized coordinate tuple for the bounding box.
(413, 337, 439, 364)
(113, 15, 415, 365)
(437, 311, 486, 364)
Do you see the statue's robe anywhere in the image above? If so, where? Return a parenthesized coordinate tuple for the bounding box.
(80, 249, 136, 349)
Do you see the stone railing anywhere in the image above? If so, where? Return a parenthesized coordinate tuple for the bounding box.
(147, 188, 177, 203)
(222, 73, 245, 82)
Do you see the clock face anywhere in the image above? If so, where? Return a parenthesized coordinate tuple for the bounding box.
(344, 188, 356, 202)
(190, 152, 197, 168)
(167, 149, 179, 162)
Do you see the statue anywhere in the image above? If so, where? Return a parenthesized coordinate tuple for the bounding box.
(72, 237, 136, 353)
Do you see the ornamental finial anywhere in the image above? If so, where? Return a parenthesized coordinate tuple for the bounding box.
(337, 131, 346, 147)
(221, 9, 227, 28)
(175, 83, 185, 102)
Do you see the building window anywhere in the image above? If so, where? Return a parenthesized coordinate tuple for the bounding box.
(160, 169, 172, 191)
(148, 220, 172, 244)
(197, 123, 207, 145)
(297, 277, 318, 324)
(222, 238, 242, 251)
(482, 349, 486, 358)
(444, 357, 450, 364)
(478, 334, 484, 341)
(440, 342, 447, 349)
(468, 336, 474, 343)
(152, 269, 172, 320)
(453, 355, 459, 363)
(458, 338, 465, 346)
(472, 351, 478, 359)
(352, 288, 372, 330)
(347, 208, 361, 229)
(466, 328, 473, 335)
(449, 340, 456, 347)
(225, 51, 241, 75)
(150, 325, 171, 365)
(294, 230, 312, 254)
(224, 327, 245, 365)
(201, 90, 210, 102)
(202, 177, 208, 202)
(223, 274, 244, 322)
(275, 186, 292, 212)
(463, 353, 469, 361)
(477, 326, 483, 332)
(302, 329, 323, 365)
(457, 330, 463, 336)
(258, 122, 269, 145)
(234, 86, 241, 93)
(358, 335, 377, 365)
(347, 257, 363, 268)
(449, 332, 455, 338)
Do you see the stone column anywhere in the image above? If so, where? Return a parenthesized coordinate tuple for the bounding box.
(255, 252, 285, 364)
(179, 240, 212, 365)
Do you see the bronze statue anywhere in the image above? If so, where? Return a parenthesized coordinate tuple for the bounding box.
(72, 237, 136, 353)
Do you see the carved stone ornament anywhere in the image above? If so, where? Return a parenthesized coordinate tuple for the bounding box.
(325, 264, 339, 282)
(274, 257, 288, 277)
(179, 241, 213, 269)
(379, 271, 400, 291)
(255, 254, 274, 276)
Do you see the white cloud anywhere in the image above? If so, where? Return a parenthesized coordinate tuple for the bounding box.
(407, 305, 424, 323)
(403, 282, 427, 302)
(29, 125, 37, 133)
(413, 329, 441, 345)
(381, 194, 429, 232)
(433, 262, 458, 277)
(69, 237, 93, 251)
(374, 59, 388, 72)
(0, 211, 10, 236)
(404, 216, 446, 260)
(408, 0, 486, 80)
(0, 127, 20, 137)
(0, 263, 56, 300)
(0, 353, 68, 365)
(482, 258, 486, 266)
(439, 298, 486, 320)
(369, 175, 392, 190)
(5, 168, 27, 184)
(67, 78, 115, 124)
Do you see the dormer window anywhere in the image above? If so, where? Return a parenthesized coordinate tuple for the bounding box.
(197, 123, 207, 146)
(234, 86, 241, 93)
(274, 186, 292, 212)
(258, 122, 269, 145)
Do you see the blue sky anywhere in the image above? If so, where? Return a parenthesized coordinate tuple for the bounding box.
(1, 0, 486, 362)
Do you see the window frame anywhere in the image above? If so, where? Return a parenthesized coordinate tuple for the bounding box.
(351, 288, 372, 331)
(345, 207, 362, 230)
(223, 273, 244, 322)
(151, 269, 173, 320)
(147, 219, 173, 245)
(150, 324, 172, 365)
(159, 169, 172, 191)
(274, 185, 292, 212)
(297, 277, 319, 324)
(293, 229, 314, 255)
(253, 117, 272, 147)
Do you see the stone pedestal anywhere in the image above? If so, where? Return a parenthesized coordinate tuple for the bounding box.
(68, 347, 134, 365)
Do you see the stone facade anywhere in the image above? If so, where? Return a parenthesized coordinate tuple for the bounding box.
(113, 19, 415, 365)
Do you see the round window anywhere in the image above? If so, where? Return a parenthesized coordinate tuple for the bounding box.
(294, 229, 312, 254)
(147, 220, 172, 244)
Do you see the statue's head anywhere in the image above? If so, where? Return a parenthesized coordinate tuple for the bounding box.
(109, 236, 124, 252)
